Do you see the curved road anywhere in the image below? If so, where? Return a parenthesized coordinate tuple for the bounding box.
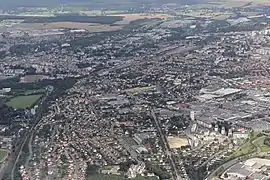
(206, 135, 269, 180)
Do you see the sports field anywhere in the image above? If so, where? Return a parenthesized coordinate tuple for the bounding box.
(0, 149, 8, 163)
(167, 136, 189, 149)
(6, 94, 43, 109)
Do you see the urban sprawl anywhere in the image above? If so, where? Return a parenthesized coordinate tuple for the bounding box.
(1, 2, 270, 180)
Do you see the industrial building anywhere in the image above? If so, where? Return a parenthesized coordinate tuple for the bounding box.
(222, 158, 270, 180)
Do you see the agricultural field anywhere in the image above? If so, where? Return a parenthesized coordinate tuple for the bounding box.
(23, 15, 124, 24)
(46, 22, 122, 32)
(0, 14, 124, 24)
(78, 10, 125, 16)
(6, 94, 43, 109)
(212, 14, 233, 20)
(177, 10, 233, 20)
(113, 13, 170, 25)
(201, 0, 270, 7)
(10, 14, 167, 32)
(0, 11, 172, 32)
(14, 22, 123, 32)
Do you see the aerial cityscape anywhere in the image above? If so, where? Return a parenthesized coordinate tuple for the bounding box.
(1, 0, 270, 180)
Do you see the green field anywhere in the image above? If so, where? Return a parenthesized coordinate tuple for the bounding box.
(6, 94, 43, 109)
(186, 0, 270, 9)
(253, 136, 270, 153)
(231, 132, 257, 157)
(0, 149, 8, 163)
(231, 141, 256, 157)
(231, 132, 270, 157)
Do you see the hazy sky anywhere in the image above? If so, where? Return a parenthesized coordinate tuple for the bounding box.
(0, 0, 204, 7)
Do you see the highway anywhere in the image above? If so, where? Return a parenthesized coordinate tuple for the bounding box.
(205, 159, 239, 180)
(206, 136, 270, 180)
(199, 150, 227, 168)
(150, 108, 182, 180)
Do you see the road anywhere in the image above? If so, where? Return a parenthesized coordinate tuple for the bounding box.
(199, 150, 227, 168)
(206, 136, 269, 180)
(251, 136, 265, 154)
(24, 130, 34, 178)
(0, 164, 6, 179)
(205, 158, 239, 180)
(0, 86, 54, 180)
(150, 108, 182, 180)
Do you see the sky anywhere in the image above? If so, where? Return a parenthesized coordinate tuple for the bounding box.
(0, 0, 204, 7)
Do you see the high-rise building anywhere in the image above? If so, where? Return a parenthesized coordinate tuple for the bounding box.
(221, 127, 226, 135)
(214, 124, 219, 132)
(228, 129, 233, 137)
(190, 111, 195, 121)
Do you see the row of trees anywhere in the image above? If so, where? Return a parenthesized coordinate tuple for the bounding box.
(264, 137, 270, 147)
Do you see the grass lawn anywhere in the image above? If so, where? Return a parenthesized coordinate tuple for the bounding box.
(231, 141, 256, 157)
(253, 136, 270, 152)
(261, 146, 270, 152)
(231, 131, 257, 157)
(231, 132, 270, 157)
(0, 149, 8, 163)
(6, 94, 43, 109)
